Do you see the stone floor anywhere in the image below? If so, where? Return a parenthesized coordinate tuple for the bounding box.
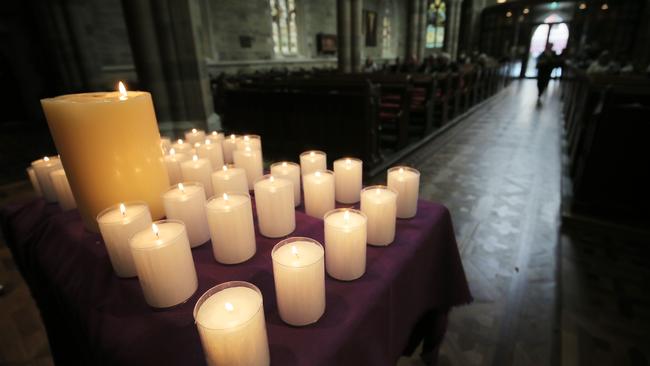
(1, 79, 648, 366)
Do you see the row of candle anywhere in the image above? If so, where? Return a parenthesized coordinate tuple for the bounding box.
(27, 156, 77, 211)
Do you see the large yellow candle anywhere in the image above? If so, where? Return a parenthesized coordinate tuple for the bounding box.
(41, 83, 169, 232)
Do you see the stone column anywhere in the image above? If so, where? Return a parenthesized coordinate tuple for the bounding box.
(407, 0, 421, 59)
(337, 0, 352, 72)
(350, 0, 363, 72)
(417, 0, 428, 61)
(446, 0, 464, 60)
(121, 0, 213, 132)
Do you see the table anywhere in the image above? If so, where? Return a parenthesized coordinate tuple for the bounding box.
(1, 198, 471, 366)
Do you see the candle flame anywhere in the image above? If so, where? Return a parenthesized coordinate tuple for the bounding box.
(399, 167, 404, 174)
(269, 175, 275, 182)
(315, 171, 321, 177)
(194, 142, 201, 148)
(291, 245, 299, 257)
(344, 210, 350, 221)
(118, 81, 127, 100)
(346, 158, 351, 165)
(205, 139, 211, 145)
(43, 156, 50, 162)
(225, 302, 234, 312)
(119, 203, 126, 216)
(230, 134, 236, 140)
(223, 193, 229, 200)
(193, 155, 198, 161)
(177, 139, 183, 144)
(211, 131, 218, 136)
(152, 223, 159, 237)
(191, 128, 197, 133)
(245, 146, 251, 152)
(309, 151, 315, 157)
(222, 165, 228, 171)
(244, 135, 250, 141)
(282, 162, 287, 167)
(376, 188, 381, 195)
(178, 183, 185, 192)
(169, 148, 176, 156)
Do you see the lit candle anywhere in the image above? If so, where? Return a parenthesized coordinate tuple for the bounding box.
(333, 157, 363, 204)
(30, 156, 62, 202)
(185, 128, 206, 145)
(272, 237, 325, 326)
(387, 166, 420, 218)
(235, 134, 262, 151)
(50, 168, 77, 211)
(302, 170, 335, 219)
(323, 209, 367, 281)
(360, 186, 398, 246)
(129, 220, 198, 308)
(253, 175, 295, 238)
(233, 147, 263, 190)
(41, 83, 169, 231)
(97, 201, 152, 278)
(270, 161, 301, 206)
(222, 134, 238, 164)
(299, 150, 326, 175)
(160, 137, 172, 154)
(207, 131, 225, 145)
(194, 281, 270, 366)
(172, 138, 193, 156)
(162, 182, 210, 248)
(163, 148, 190, 185)
(180, 155, 214, 198)
(205, 192, 256, 264)
(197, 139, 224, 171)
(26, 167, 42, 197)
(211, 165, 248, 197)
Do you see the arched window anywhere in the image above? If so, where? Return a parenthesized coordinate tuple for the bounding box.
(425, 0, 446, 49)
(382, 7, 392, 56)
(270, 0, 298, 56)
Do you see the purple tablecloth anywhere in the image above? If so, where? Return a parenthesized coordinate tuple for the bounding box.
(1, 198, 471, 366)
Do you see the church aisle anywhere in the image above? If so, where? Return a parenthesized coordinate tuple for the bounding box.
(397, 79, 561, 366)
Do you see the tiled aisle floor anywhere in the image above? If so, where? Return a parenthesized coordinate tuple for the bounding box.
(398, 79, 561, 366)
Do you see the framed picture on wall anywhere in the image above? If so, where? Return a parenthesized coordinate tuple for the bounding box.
(317, 33, 337, 54)
(364, 10, 377, 47)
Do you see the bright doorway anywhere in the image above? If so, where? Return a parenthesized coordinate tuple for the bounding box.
(525, 14, 569, 77)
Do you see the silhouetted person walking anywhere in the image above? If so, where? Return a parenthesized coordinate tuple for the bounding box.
(536, 44, 556, 98)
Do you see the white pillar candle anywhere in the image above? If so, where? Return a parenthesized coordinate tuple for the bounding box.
(333, 157, 363, 204)
(97, 202, 152, 278)
(172, 139, 193, 156)
(129, 220, 198, 308)
(207, 131, 225, 145)
(163, 182, 210, 248)
(198, 139, 224, 171)
(31, 156, 62, 202)
(233, 147, 263, 190)
(387, 166, 421, 218)
(222, 134, 238, 164)
(163, 149, 190, 185)
(50, 168, 77, 211)
(303, 170, 335, 219)
(270, 162, 301, 206)
(211, 165, 248, 197)
(26, 167, 42, 197)
(253, 175, 295, 238)
(185, 128, 206, 145)
(360, 186, 398, 246)
(299, 150, 326, 175)
(236, 134, 262, 151)
(194, 281, 270, 366)
(272, 237, 325, 326)
(205, 193, 256, 264)
(323, 208, 367, 281)
(181, 155, 214, 198)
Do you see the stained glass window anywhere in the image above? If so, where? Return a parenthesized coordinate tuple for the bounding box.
(270, 0, 298, 56)
(382, 7, 392, 56)
(425, 0, 446, 49)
